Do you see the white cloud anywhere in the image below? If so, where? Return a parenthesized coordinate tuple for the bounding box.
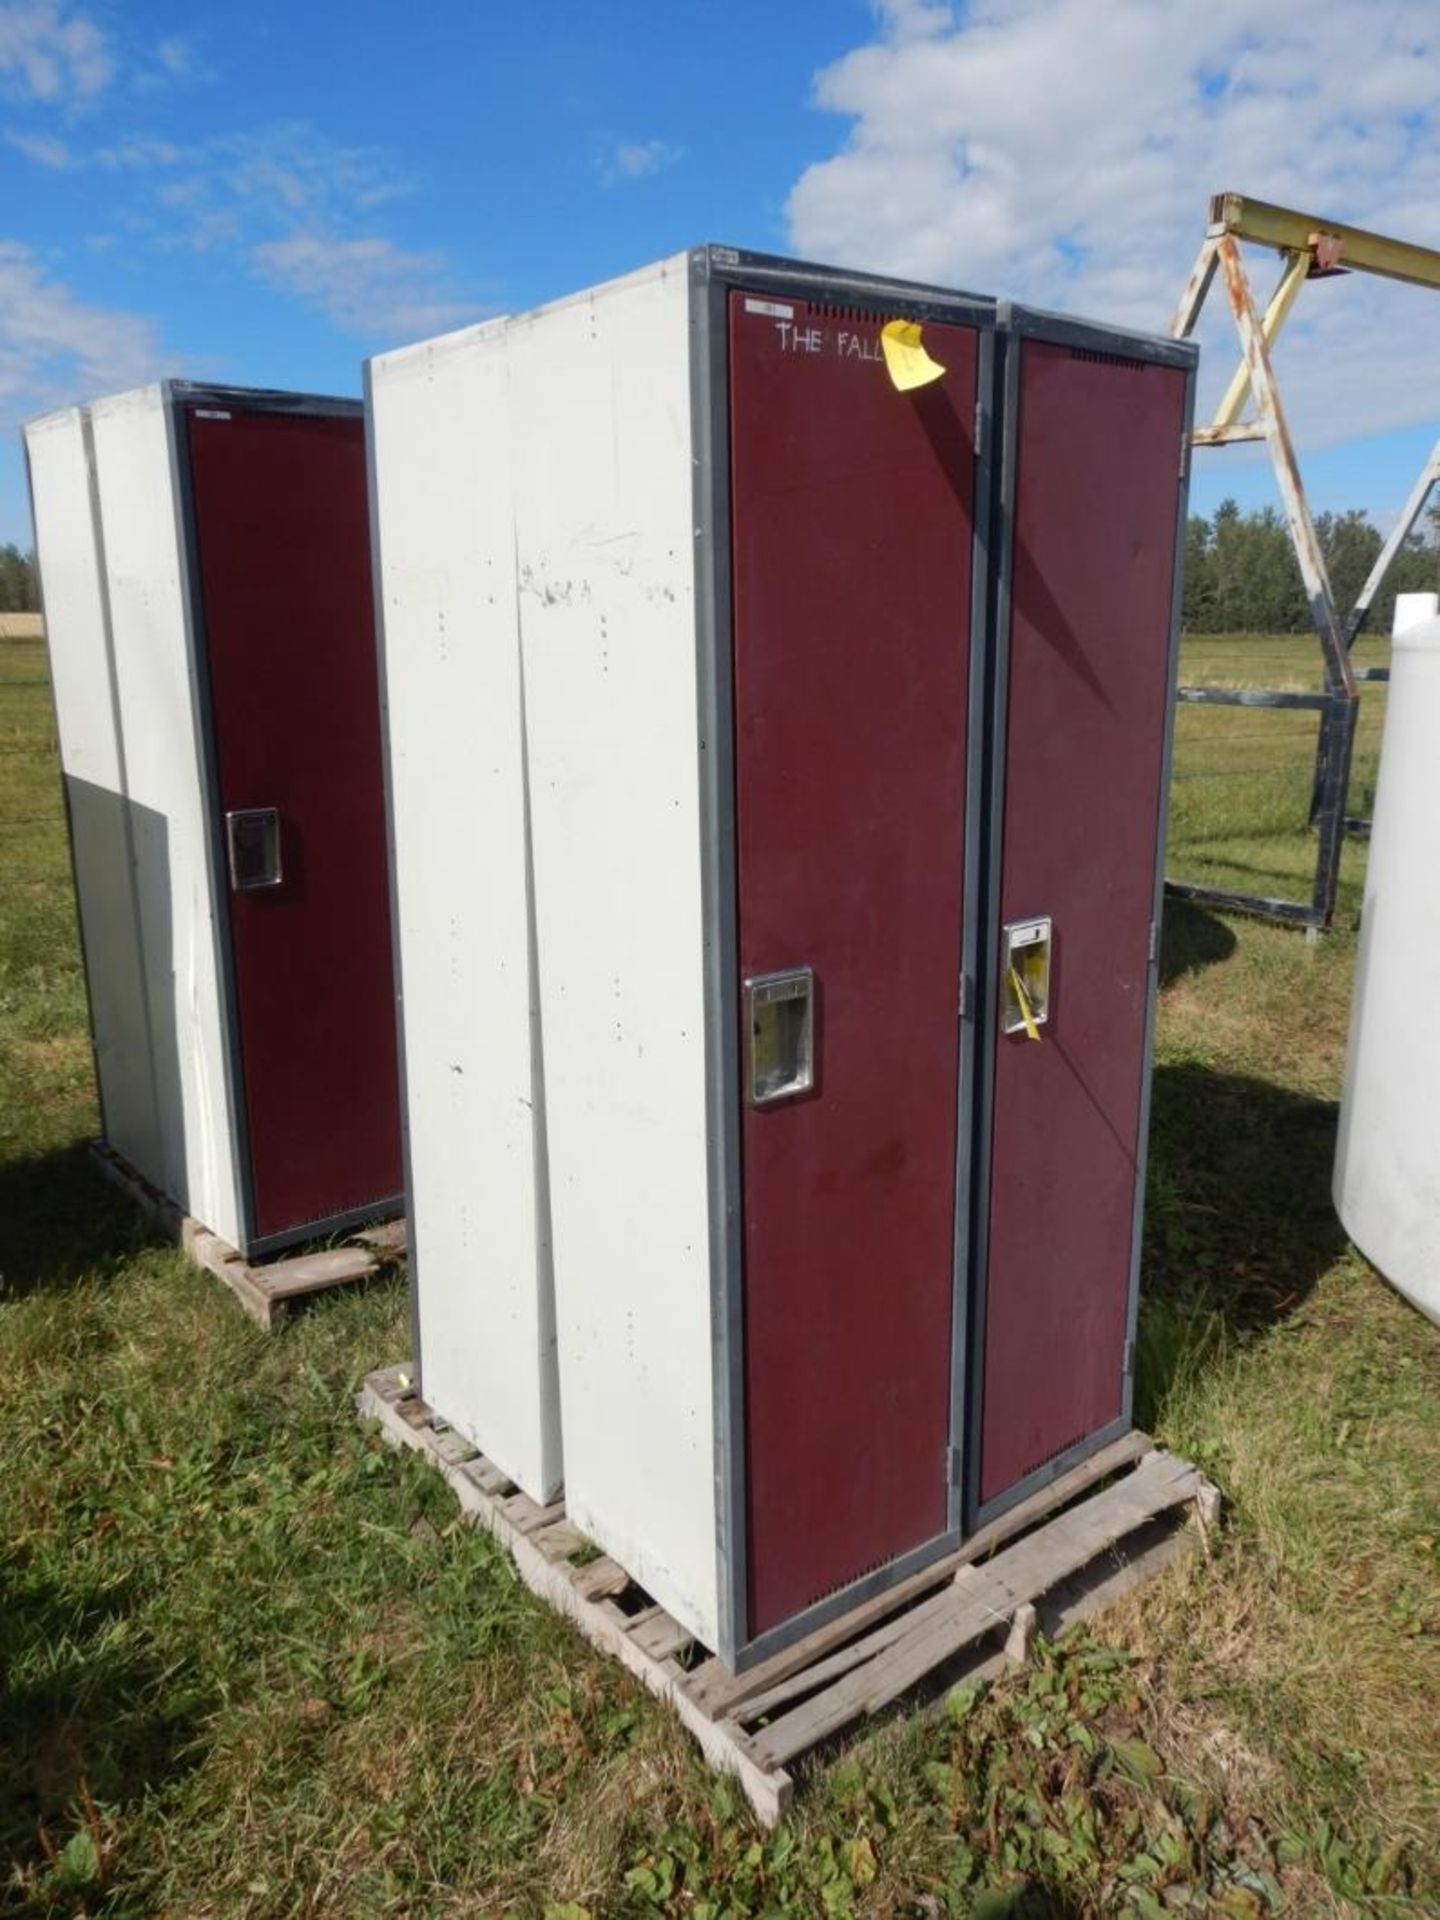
(787, 0, 1440, 457)
(0, 1, 111, 103)
(6, 127, 72, 166)
(3, 103, 475, 345)
(0, 239, 163, 427)
(96, 135, 181, 170)
(123, 124, 476, 338)
(600, 137, 683, 185)
(154, 35, 195, 78)
(251, 231, 472, 339)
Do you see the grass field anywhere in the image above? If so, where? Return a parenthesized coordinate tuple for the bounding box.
(2, 632, 1437, 1918)
(1169, 631, 1390, 920)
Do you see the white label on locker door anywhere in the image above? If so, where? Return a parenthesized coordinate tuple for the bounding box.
(744, 298, 794, 319)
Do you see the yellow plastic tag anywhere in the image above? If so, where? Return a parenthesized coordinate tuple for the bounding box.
(880, 319, 946, 391)
(1008, 964, 1041, 1042)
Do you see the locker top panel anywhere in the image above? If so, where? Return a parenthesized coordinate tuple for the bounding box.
(365, 248, 997, 394)
(167, 381, 363, 421)
(27, 381, 363, 441)
(1000, 301, 1199, 370)
(693, 244, 997, 331)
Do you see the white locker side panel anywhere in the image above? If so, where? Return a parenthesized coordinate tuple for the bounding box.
(88, 387, 242, 1249)
(510, 259, 721, 1645)
(368, 322, 562, 1501)
(24, 408, 161, 1178)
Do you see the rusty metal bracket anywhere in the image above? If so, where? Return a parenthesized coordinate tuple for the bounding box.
(1162, 196, 1430, 930)
(1209, 192, 1440, 293)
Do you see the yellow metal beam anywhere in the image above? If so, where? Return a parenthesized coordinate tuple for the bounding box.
(1211, 250, 1309, 429)
(1209, 191, 1440, 292)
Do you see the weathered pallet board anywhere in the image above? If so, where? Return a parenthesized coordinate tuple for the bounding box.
(91, 1141, 406, 1329)
(356, 1363, 1219, 1826)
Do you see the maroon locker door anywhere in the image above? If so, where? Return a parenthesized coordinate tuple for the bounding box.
(728, 293, 978, 1636)
(977, 340, 1187, 1507)
(185, 402, 402, 1243)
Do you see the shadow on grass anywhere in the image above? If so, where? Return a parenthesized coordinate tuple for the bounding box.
(0, 1563, 208, 1896)
(1157, 899, 1237, 988)
(1137, 1058, 1347, 1426)
(0, 1140, 158, 1302)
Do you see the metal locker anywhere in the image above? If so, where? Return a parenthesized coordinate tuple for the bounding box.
(370, 250, 996, 1664)
(368, 250, 1196, 1671)
(25, 383, 403, 1258)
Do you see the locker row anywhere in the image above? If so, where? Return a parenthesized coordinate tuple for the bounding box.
(26, 245, 1197, 1670)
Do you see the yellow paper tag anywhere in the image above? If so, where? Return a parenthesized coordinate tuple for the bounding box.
(1008, 964, 1041, 1042)
(880, 319, 946, 391)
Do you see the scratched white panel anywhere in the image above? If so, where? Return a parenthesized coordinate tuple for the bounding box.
(367, 318, 564, 1502)
(508, 258, 722, 1647)
(88, 386, 242, 1248)
(24, 407, 163, 1180)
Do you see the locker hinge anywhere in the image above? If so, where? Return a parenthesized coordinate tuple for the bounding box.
(958, 973, 973, 1020)
(1123, 1337, 1136, 1378)
(1147, 920, 1159, 965)
(946, 1446, 963, 1488)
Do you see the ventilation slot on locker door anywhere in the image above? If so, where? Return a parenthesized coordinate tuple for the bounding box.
(1017, 1423, 1093, 1484)
(791, 1548, 894, 1617)
(1069, 347, 1147, 371)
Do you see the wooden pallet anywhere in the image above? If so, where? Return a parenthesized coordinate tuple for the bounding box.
(92, 1141, 406, 1329)
(357, 1364, 1220, 1825)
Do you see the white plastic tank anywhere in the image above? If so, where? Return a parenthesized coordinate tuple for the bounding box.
(1335, 613, 1440, 1323)
(1392, 591, 1438, 636)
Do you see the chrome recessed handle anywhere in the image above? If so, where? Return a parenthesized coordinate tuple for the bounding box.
(1001, 916, 1051, 1040)
(226, 808, 283, 892)
(744, 966, 815, 1107)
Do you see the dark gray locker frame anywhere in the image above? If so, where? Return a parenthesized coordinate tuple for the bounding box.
(963, 305, 1199, 1534)
(164, 381, 404, 1259)
(688, 246, 1000, 1670)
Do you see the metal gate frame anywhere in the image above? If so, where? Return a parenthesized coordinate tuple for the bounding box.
(1167, 193, 1440, 929)
(1331, 438, 1440, 839)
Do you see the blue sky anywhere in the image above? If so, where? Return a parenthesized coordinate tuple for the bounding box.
(3, 0, 1438, 545)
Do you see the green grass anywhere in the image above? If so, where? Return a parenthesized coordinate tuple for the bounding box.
(1168, 631, 1389, 919)
(2, 632, 1437, 1918)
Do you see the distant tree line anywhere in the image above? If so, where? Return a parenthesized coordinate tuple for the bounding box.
(1183, 498, 1440, 635)
(1, 508, 1436, 633)
(0, 544, 39, 612)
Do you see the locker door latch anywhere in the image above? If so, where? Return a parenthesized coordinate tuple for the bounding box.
(744, 967, 815, 1107)
(1001, 917, 1051, 1040)
(225, 808, 283, 892)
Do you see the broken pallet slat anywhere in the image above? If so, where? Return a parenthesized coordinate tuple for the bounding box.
(252, 1245, 382, 1299)
(354, 1220, 409, 1255)
(745, 1451, 1206, 1768)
